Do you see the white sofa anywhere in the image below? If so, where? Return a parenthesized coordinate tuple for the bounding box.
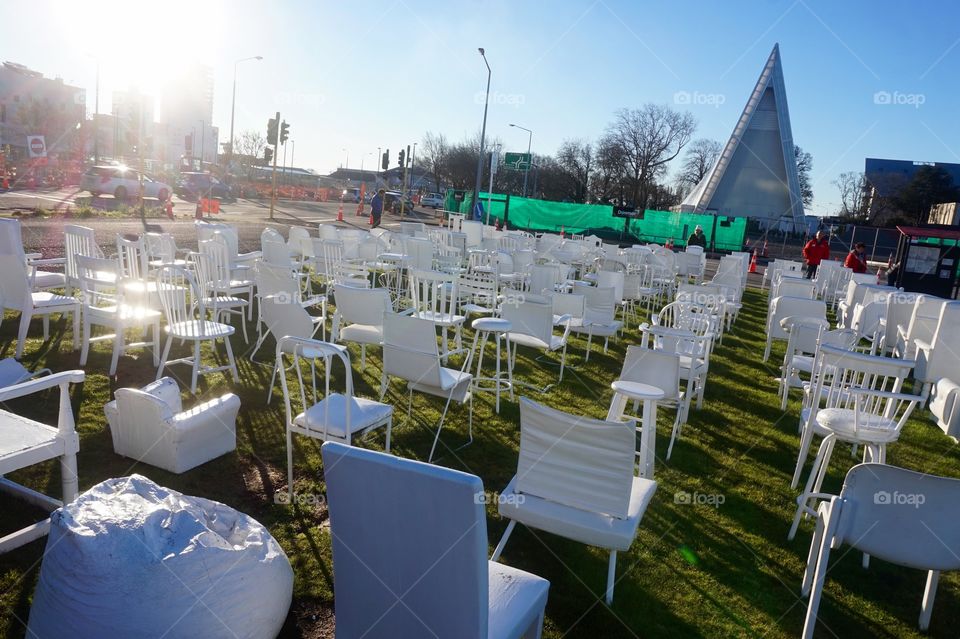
(104, 377, 239, 474)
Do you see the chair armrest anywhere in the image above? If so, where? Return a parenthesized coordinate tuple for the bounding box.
(846, 387, 920, 404)
(0, 370, 84, 402)
(139, 377, 183, 413)
(173, 393, 241, 433)
(28, 257, 65, 267)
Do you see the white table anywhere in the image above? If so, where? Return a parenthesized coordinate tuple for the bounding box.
(606, 380, 664, 479)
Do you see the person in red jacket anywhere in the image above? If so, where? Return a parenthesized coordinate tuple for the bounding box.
(802, 230, 830, 279)
(844, 242, 868, 274)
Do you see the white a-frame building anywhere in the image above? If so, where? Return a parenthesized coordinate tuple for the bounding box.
(679, 44, 805, 231)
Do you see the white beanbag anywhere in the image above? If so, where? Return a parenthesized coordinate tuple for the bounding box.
(28, 474, 293, 638)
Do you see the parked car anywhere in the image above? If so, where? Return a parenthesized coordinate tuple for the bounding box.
(384, 190, 415, 213)
(420, 192, 444, 208)
(175, 172, 233, 202)
(80, 165, 172, 201)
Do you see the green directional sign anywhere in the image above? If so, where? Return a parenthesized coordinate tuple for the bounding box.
(503, 152, 531, 171)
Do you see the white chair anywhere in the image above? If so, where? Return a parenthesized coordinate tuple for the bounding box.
(331, 286, 394, 368)
(103, 376, 239, 474)
(801, 464, 960, 637)
(492, 397, 656, 605)
(64, 224, 102, 294)
(502, 299, 573, 387)
(895, 294, 945, 359)
(930, 378, 960, 441)
(763, 297, 827, 362)
(380, 312, 473, 462)
(0, 218, 65, 292)
(0, 254, 79, 359)
(408, 269, 466, 361)
(0, 370, 84, 554)
(260, 295, 324, 402)
(279, 337, 393, 494)
(143, 232, 188, 271)
(913, 301, 960, 399)
(778, 321, 857, 410)
(195, 241, 252, 343)
(320, 441, 549, 639)
(877, 291, 920, 356)
(457, 271, 498, 317)
(195, 220, 260, 270)
(620, 345, 689, 459)
(789, 346, 919, 539)
(571, 283, 622, 361)
(251, 260, 326, 360)
(76, 254, 161, 377)
(640, 321, 710, 411)
(0, 357, 50, 388)
(155, 265, 239, 394)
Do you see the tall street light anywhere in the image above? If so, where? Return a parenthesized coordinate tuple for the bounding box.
(229, 55, 263, 168)
(509, 123, 532, 198)
(342, 148, 349, 169)
(473, 48, 491, 223)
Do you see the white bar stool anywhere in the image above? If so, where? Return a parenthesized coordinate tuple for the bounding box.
(470, 317, 514, 413)
(607, 380, 664, 479)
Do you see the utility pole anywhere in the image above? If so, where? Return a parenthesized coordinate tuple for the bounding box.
(399, 144, 411, 218)
(269, 111, 280, 220)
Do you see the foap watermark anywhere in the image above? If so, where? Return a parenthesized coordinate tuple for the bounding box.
(674, 490, 725, 508)
(673, 91, 726, 108)
(274, 490, 326, 507)
(274, 91, 326, 107)
(475, 91, 525, 108)
(874, 490, 925, 508)
(474, 490, 525, 506)
(873, 90, 925, 108)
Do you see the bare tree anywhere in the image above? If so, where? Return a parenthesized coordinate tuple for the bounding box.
(676, 138, 721, 196)
(556, 139, 593, 202)
(234, 130, 266, 164)
(833, 171, 867, 219)
(606, 104, 696, 208)
(420, 131, 448, 193)
(589, 134, 627, 203)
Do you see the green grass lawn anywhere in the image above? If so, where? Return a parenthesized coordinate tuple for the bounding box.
(2, 286, 959, 638)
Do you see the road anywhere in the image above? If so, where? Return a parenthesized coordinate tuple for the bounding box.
(0, 186, 448, 255)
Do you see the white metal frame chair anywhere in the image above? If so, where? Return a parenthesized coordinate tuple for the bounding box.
(260, 294, 325, 402)
(155, 265, 239, 393)
(492, 397, 657, 605)
(777, 321, 857, 410)
(331, 286, 395, 368)
(251, 260, 326, 360)
(640, 321, 710, 411)
(501, 298, 573, 388)
(408, 269, 466, 361)
(380, 312, 473, 462)
(801, 463, 960, 637)
(763, 297, 827, 362)
(0, 254, 80, 359)
(279, 336, 393, 494)
(620, 345, 689, 459)
(571, 283, 622, 361)
(320, 441, 549, 639)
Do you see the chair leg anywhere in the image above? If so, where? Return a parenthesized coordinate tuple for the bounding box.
(801, 506, 839, 639)
(71, 306, 79, 349)
(80, 318, 91, 366)
(490, 519, 516, 561)
(223, 336, 239, 383)
(286, 428, 295, 500)
(191, 340, 201, 393)
(109, 327, 123, 377)
(585, 333, 592, 362)
(267, 357, 279, 404)
(157, 336, 172, 380)
(605, 550, 617, 605)
(42, 314, 50, 341)
(384, 416, 392, 453)
(792, 424, 817, 489)
(16, 311, 32, 359)
(559, 343, 567, 382)
(666, 411, 682, 460)
(790, 436, 835, 540)
(920, 570, 940, 631)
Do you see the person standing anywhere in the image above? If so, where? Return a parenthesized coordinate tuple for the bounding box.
(844, 242, 868, 274)
(802, 230, 830, 279)
(687, 225, 707, 248)
(370, 188, 385, 228)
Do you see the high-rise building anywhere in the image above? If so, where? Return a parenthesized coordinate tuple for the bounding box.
(161, 63, 218, 167)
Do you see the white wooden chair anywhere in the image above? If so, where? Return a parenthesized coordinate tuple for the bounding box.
(930, 378, 960, 441)
(195, 241, 252, 342)
(64, 224, 102, 295)
(492, 397, 657, 605)
(0, 218, 65, 292)
(408, 269, 466, 361)
(763, 297, 827, 362)
(321, 441, 549, 639)
(0, 254, 79, 359)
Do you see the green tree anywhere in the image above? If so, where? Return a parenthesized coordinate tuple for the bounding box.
(794, 145, 814, 209)
(895, 165, 960, 223)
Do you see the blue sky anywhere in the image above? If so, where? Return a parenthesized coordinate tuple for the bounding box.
(4, 0, 960, 215)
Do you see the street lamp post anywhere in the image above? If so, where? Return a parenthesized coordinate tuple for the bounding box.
(342, 148, 349, 170)
(509, 123, 532, 197)
(93, 59, 100, 163)
(473, 48, 491, 224)
(229, 55, 263, 168)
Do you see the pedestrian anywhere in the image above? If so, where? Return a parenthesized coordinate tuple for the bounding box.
(687, 224, 707, 248)
(370, 188, 384, 228)
(802, 230, 830, 279)
(844, 242, 868, 274)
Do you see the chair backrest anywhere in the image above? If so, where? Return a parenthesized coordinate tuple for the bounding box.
(460, 220, 483, 248)
(457, 271, 497, 308)
(574, 283, 616, 324)
(76, 254, 122, 310)
(262, 296, 315, 346)
(288, 226, 313, 258)
(596, 270, 625, 303)
(320, 441, 489, 638)
(883, 291, 920, 349)
(409, 269, 458, 318)
(836, 464, 960, 571)
(143, 232, 178, 266)
(808, 345, 914, 425)
(0, 253, 31, 311)
(516, 397, 635, 519)
(255, 261, 299, 299)
(318, 223, 339, 241)
(501, 299, 555, 345)
(905, 294, 946, 346)
(156, 265, 197, 328)
(0, 218, 26, 261)
(116, 234, 148, 282)
(334, 285, 392, 327)
(262, 236, 293, 267)
(403, 237, 434, 271)
(196, 221, 240, 258)
(197, 237, 234, 291)
(64, 224, 102, 285)
(930, 378, 960, 436)
(277, 337, 356, 438)
(767, 297, 826, 340)
(929, 301, 960, 355)
(261, 227, 285, 247)
(382, 312, 443, 388)
(774, 278, 816, 300)
(620, 346, 681, 402)
(528, 264, 564, 296)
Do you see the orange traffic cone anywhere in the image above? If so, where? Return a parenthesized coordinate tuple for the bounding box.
(748, 250, 758, 274)
(369, 213, 373, 226)
(337, 199, 344, 222)
(560, 225, 565, 238)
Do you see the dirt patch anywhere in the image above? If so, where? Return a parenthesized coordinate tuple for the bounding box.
(283, 600, 335, 639)
(238, 453, 286, 513)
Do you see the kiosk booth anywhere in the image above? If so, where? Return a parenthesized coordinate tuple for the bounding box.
(893, 225, 960, 299)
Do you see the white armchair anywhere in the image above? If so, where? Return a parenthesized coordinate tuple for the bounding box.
(104, 377, 239, 474)
(930, 378, 960, 441)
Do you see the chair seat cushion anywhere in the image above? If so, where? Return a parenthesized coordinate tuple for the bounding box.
(339, 324, 383, 345)
(487, 561, 549, 639)
(294, 394, 392, 438)
(166, 321, 234, 339)
(498, 474, 657, 551)
(33, 270, 66, 290)
(573, 320, 622, 337)
(507, 332, 565, 352)
(409, 368, 473, 401)
(813, 407, 900, 442)
(413, 311, 465, 327)
(31, 292, 79, 309)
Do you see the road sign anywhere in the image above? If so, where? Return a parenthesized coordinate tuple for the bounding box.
(503, 152, 531, 171)
(27, 135, 46, 158)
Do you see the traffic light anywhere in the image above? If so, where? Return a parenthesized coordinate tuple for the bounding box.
(397, 149, 405, 168)
(381, 150, 389, 170)
(267, 117, 278, 146)
(264, 147, 274, 164)
(280, 121, 290, 144)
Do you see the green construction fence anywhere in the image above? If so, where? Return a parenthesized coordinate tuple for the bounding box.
(445, 190, 747, 251)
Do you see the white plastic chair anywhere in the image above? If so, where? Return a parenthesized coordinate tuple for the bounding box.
(801, 463, 960, 637)
(571, 283, 622, 361)
(913, 301, 960, 399)
(640, 321, 710, 411)
(331, 286, 394, 368)
(320, 441, 549, 639)
(492, 397, 657, 605)
(380, 312, 473, 462)
(0, 253, 79, 359)
(895, 294, 945, 359)
(930, 378, 960, 441)
(0, 370, 84, 554)
(279, 337, 393, 494)
(763, 297, 827, 362)
(0, 218, 65, 292)
(103, 376, 239, 473)
(501, 299, 573, 387)
(155, 265, 239, 394)
(878, 291, 920, 356)
(76, 254, 161, 376)
(789, 345, 919, 539)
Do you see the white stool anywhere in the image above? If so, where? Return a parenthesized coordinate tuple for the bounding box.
(607, 380, 664, 479)
(470, 317, 514, 413)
